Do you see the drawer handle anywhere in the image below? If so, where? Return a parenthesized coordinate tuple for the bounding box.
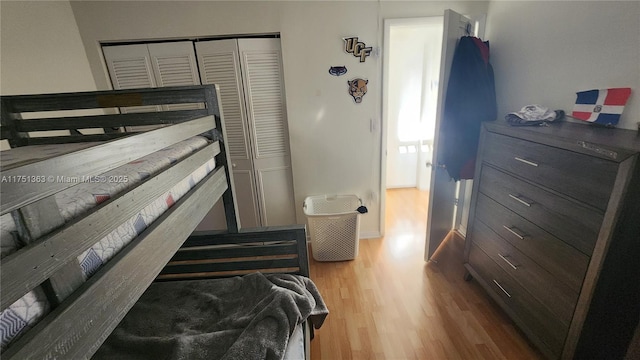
(514, 157, 539, 167)
(498, 253, 519, 270)
(508, 194, 532, 207)
(502, 225, 525, 240)
(493, 279, 512, 298)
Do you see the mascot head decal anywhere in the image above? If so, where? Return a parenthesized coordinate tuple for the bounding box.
(348, 78, 368, 104)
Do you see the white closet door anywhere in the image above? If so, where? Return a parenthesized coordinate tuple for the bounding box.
(195, 39, 260, 228)
(147, 42, 202, 112)
(238, 38, 296, 226)
(103, 42, 202, 132)
(103, 44, 160, 114)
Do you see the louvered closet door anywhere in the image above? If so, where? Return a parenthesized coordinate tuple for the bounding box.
(238, 38, 296, 226)
(147, 42, 202, 112)
(103, 44, 160, 115)
(103, 42, 202, 132)
(195, 39, 261, 228)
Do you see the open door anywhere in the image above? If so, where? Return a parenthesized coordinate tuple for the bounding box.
(425, 10, 479, 261)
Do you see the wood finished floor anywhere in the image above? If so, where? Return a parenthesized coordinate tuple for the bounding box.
(309, 188, 544, 359)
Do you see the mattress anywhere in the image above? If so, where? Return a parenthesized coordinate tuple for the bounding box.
(77, 156, 215, 278)
(0, 136, 215, 352)
(284, 323, 305, 360)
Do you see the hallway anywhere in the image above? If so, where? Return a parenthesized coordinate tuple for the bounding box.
(309, 188, 542, 359)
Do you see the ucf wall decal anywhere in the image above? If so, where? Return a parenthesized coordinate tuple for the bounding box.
(343, 37, 372, 63)
(331, 36, 371, 104)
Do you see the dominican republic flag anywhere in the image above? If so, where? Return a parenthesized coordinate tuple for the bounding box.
(572, 88, 631, 126)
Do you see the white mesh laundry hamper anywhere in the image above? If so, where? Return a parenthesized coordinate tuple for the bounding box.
(303, 195, 362, 261)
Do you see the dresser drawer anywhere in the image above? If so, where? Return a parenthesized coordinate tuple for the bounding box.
(479, 165, 603, 255)
(468, 244, 567, 358)
(470, 219, 579, 326)
(474, 193, 589, 293)
(483, 131, 617, 210)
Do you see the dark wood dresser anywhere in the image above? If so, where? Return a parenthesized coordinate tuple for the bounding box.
(464, 121, 640, 359)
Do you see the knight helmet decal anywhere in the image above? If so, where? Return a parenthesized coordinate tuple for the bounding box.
(348, 78, 368, 104)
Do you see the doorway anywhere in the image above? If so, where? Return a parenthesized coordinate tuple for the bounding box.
(382, 16, 444, 250)
(383, 17, 443, 192)
(382, 11, 485, 258)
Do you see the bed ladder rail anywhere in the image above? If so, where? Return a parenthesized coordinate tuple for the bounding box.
(157, 225, 309, 280)
(0, 85, 221, 147)
(1, 85, 239, 233)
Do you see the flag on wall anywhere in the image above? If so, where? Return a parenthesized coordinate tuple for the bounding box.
(572, 88, 632, 126)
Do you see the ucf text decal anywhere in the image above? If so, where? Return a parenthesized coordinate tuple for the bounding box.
(344, 37, 372, 63)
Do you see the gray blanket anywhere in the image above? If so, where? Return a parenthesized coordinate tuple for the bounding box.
(92, 273, 328, 360)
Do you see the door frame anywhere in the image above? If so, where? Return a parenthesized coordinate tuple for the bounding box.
(380, 13, 485, 240)
(380, 16, 444, 237)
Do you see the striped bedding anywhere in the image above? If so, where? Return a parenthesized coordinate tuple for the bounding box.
(0, 136, 215, 352)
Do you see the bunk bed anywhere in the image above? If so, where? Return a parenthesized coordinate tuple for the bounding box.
(0, 85, 326, 359)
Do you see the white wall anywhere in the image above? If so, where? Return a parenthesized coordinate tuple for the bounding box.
(3, 0, 634, 237)
(486, 1, 639, 130)
(0, 1, 97, 150)
(0, 1, 96, 95)
(70, 0, 489, 237)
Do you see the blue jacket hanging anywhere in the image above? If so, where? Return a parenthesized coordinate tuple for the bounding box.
(438, 36, 497, 180)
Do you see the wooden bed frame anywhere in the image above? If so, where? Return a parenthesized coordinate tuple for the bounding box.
(0, 85, 310, 359)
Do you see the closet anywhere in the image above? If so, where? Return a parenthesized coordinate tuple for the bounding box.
(102, 38, 296, 229)
(103, 42, 203, 131)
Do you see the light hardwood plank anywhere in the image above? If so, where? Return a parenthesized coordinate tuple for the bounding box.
(309, 188, 543, 360)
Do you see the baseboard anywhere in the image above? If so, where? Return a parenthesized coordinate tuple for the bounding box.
(456, 225, 467, 238)
(305, 232, 381, 244)
(360, 231, 382, 239)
